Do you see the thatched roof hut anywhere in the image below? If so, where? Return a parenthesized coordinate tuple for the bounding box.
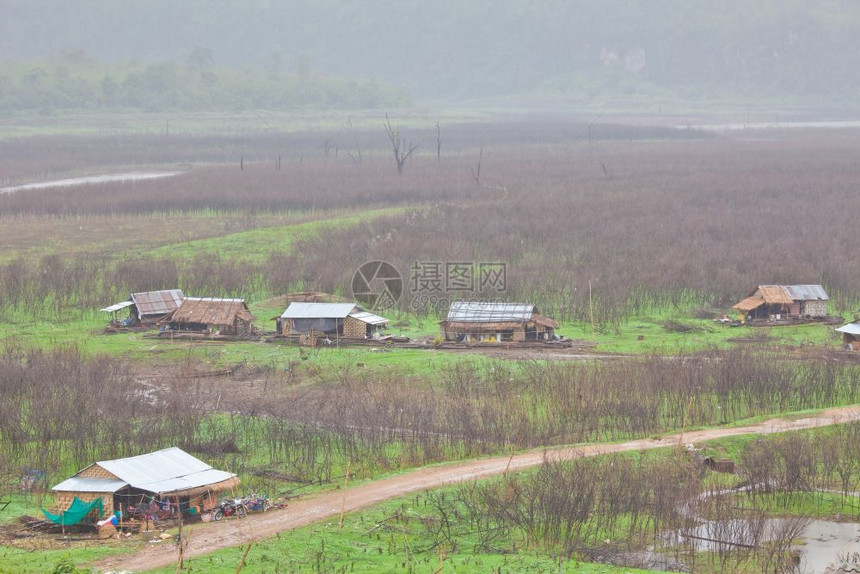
(162, 297, 255, 335)
(733, 284, 828, 321)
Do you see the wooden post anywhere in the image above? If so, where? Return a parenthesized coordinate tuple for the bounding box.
(235, 542, 254, 573)
(339, 460, 351, 529)
(175, 513, 184, 573)
(589, 280, 595, 332)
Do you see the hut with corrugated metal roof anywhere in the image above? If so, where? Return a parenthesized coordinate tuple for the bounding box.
(836, 321, 860, 350)
(100, 289, 184, 326)
(161, 297, 255, 335)
(277, 302, 389, 339)
(49, 447, 238, 519)
(440, 301, 558, 343)
(732, 285, 829, 322)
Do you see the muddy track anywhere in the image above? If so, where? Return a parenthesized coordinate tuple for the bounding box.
(95, 404, 860, 573)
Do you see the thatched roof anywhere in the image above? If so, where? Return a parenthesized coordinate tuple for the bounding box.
(165, 297, 254, 325)
(733, 296, 767, 312)
(733, 284, 829, 311)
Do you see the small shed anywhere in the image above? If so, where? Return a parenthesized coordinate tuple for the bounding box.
(161, 297, 255, 335)
(50, 447, 238, 519)
(440, 301, 558, 343)
(100, 289, 185, 326)
(733, 285, 828, 321)
(277, 302, 389, 339)
(836, 321, 860, 350)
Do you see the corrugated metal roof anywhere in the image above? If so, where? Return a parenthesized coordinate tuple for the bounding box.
(167, 297, 254, 325)
(135, 468, 236, 496)
(96, 447, 236, 495)
(100, 300, 134, 313)
(348, 311, 389, 325)
(281, 302, 358, 319)
(52, 477, 128, 493)
(131, 289, 184, 318)
(445, 301, 537, 323)
(836, 322, 860, 335)
(783, 284, 829, 301)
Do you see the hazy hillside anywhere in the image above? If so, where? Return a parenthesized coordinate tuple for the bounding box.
(3, 0, 859, 105)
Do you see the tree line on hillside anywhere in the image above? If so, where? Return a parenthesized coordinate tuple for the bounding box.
(2, 0, 860, 101)
(0, 51, 409, 113)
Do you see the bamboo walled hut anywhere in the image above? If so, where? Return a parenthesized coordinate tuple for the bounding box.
(49, 447, 238, 521)
(161, 297, 255, 335)
(276, 302, 389, 339)
(732, 285, 829, 322)
(100, 289, 184, 326)
(440, 301, 558, 343)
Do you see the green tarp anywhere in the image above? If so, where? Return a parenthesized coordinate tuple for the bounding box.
(42, 497, 103, 526)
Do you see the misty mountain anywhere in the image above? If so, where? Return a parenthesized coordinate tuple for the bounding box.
(2, 0, 859, 104)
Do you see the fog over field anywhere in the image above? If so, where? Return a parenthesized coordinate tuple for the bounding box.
(2, 0, 860, 109)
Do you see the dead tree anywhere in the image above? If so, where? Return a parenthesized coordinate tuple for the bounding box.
(470, 147, 483, 185)
(384, 114, 417, 175)
(436, 121, 442, 162)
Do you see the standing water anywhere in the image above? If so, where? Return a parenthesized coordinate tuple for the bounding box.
(0, 171, 181, 193)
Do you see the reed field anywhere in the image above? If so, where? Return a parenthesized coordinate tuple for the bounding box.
(1, 116, 860, 572)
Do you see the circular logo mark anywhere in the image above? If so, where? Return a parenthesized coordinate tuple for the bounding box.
(351, 261, 402, 311)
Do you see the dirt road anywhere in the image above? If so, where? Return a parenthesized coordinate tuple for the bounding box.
(95, 404, 860, 573)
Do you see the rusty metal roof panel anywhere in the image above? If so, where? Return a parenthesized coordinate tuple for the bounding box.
(131, 289, 184, 318)
(445, 301, 537, 323)
(783, 284, 829, 301)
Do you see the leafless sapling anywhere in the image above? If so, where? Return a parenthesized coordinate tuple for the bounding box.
(384, 114, 417, 175)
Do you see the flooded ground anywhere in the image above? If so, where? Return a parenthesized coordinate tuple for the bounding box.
(684, 120, 860, 132)
(0, 171, 181, 193)
(655, 517, 860, 572)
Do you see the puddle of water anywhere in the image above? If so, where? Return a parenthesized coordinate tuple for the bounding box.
(680, 120, 860, 132)
(660, 518, 860, 573)
(0, 171, 181, 193)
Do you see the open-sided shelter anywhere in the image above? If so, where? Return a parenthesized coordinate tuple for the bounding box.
(49, 447, 238, 520)
(277, 302, 389, 338)
(100, 289, 184, 326)
(733, 285, 829, 321)
(440, 301, 558, 343)
(161, 297, 255, 335)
